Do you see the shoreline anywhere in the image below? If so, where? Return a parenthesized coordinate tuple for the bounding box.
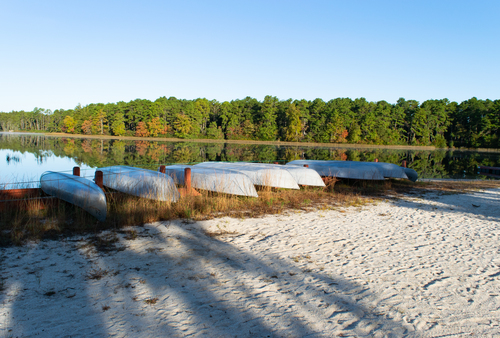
(45, 132, 438, 150)
(4, 131, 500, 152)
(1, 187, 500, 336)
(3, 131, 438, 150)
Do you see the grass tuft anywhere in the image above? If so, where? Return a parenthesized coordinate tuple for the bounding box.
(87, 267, 110, 280)
(204, 229, 239, 238)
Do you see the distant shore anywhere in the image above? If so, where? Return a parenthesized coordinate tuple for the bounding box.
(41, 132, 435, 150)
(42, 132, 500, 152)
(3, 131, 500, 152)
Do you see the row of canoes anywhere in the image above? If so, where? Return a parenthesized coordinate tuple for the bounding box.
(39, 160, 418, 221)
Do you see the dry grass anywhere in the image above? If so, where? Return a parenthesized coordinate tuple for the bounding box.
(1, 178, 499, 245)
(86, 267, 110, 280)
(86, 233, 123, 253)
(376, 179, 500, 196)
(204, 229, 239, 238)
(334, 178, 500, 197)
(409, 180, 500, 192)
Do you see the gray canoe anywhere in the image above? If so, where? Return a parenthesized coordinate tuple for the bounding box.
(40, 171, 107, 221)
(402, 167, 418, 182)
(286, 160, 385, 180)
(195, 162, 300, 189)
(328, 161, 408, 179)
(289, 160, 412, 180)
(160, 165, 258, 197)
(237, 162, 325, 187)
(99, 166, 180, 202)
(344, 161, 408, 179)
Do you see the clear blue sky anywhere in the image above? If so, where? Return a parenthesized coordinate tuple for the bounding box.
(1, 0, 499, 112)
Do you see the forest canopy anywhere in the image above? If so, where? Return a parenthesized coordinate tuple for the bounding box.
(0, 96, 498, 148)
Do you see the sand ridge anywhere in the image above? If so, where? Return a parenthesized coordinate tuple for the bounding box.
(1, 188, 500, 337)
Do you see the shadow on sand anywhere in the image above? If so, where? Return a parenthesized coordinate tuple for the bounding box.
(0, 218, 419, 337)
(396, 188, 500, 223)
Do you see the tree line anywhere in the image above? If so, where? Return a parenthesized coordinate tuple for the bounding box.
(4, 133, 497, 180)
(0, 96, 498, 148)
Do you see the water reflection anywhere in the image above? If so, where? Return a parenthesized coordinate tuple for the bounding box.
(5, 154, 20, 164)
(1, 133, 499, 188)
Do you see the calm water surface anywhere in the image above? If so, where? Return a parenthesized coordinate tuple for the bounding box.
(1, 133, 499, 188)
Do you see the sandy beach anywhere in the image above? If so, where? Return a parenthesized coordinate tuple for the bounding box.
(1, 188, 500, 337)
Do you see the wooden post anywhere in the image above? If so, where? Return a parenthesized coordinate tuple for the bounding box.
(184, 168, 191, 191)
(178, 167, 200, 197)
(159, 165, 166, 174)
(73, 166, 80, 176)
(94, 170, 103, 189)
(402, 160, 407, 168)
(374, 159, 379, 162)
(303, 164, 309, 168)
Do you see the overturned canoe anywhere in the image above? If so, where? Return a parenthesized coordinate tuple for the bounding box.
(99, 166, 180, 202)
(238, 163, 325, 187)
(350, 161, 408, 179)
(195, 162, 300, 189)
(160, 165, 258, 197)
(286, 160, 385, 180)
(40, 171, 106, 221)
(403, 167, 418, 182)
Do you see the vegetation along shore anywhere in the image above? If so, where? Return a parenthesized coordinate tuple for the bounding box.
(1, 96, 499, 149)
(2, 177, 500, 246)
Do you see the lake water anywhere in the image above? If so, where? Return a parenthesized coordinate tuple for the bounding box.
(1, 132, 499, 189)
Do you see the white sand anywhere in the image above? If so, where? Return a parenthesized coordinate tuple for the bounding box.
(1, 188, 500, 337)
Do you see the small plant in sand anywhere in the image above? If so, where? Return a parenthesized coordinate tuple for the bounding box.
(87, 267, 110, 280)
(204, 229, 239, 238)
(123, 229, 138, 240)
(146, 247, 163, 253)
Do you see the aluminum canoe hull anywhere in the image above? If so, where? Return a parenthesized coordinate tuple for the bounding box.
(286, 160, 385, 180)
(99, 166, 180, 202)
(236, 163, 325, 187)
(195, 162, 300, 189)
(403, 167, 418, 182)
(40, 171, 107, 221)
(340, 161, 408, 179)
(160, 165, 258, 197)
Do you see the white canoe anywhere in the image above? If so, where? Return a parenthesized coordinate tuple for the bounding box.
(40, 171, 107, 221)
(99, 166, 180, 202)
(286, 160, 385, 180)
(195, 162, 300, 189)
(160, 165, 258, 197)
(237, 163, 325, 187)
